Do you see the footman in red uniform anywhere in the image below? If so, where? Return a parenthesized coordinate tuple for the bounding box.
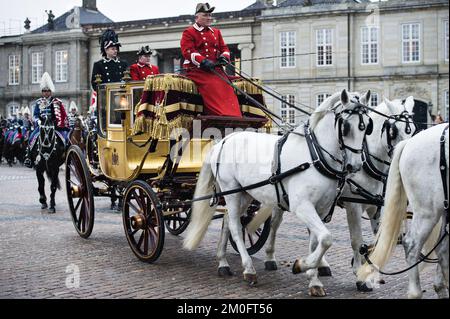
(130, 45, 160, 81)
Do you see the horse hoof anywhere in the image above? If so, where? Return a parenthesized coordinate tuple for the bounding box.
(265, 261, 278, 271)
(48, 207, 56, 214)
(41, 203, 48, 210)
(318, 267, 332, 277)
(243, 273, 257, 286)
(218, 267, 234, 277)
(356, 281, 373, 292)
(292, 259, 304, 274)
(309, 286, 327, 297)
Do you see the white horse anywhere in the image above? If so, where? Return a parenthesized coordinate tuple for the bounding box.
(184, 89, 372, 297)
(357, 123, 449, 299)
(246, 96, 416, 292)
(342, 96, 416, 290)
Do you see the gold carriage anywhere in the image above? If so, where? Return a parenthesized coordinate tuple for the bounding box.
(64, 72, 272, 262)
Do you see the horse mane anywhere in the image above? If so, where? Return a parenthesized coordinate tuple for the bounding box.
(309, 92, 342, 130)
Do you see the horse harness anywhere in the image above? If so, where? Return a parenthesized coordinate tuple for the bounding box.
(339, 108, 416, 220)
(272, 102, 371, 223)
(195, 102, 371, 222)
(36, 120, 57, 164)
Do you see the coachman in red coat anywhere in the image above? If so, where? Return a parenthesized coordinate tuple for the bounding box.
(180, 3, 242, 117)
(130, 46, 160, 81)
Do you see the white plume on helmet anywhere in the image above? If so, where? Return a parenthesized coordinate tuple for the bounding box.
(69, 101, 78, 112)
(40, 72, 55, 93)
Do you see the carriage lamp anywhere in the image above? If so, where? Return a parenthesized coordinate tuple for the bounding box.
(114, 91, 131, 111)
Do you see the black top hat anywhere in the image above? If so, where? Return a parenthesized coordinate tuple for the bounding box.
(99, 29, 121, 56)
(195, 3, 215, 15)
(136, 45, 153, 56)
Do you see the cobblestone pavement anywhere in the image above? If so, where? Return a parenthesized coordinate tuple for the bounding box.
(0, 163, 441, 299)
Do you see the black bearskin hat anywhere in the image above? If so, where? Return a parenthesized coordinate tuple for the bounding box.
(99, 29, 121, 56)
(136, 45, 153, 56)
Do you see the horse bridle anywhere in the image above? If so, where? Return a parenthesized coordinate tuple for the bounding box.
(381, 109, 416, 157)
(334, 99, 373, 156)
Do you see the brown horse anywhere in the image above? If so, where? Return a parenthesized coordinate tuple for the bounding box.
(68, 118, 86, 151)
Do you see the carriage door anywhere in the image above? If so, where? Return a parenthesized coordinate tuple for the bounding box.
(411, 99, 431, 132)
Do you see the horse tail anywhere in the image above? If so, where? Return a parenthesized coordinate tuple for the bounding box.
(183, 152, 217, 251)
(357, 139, 408, 282)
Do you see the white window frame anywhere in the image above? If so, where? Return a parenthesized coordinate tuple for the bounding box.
(55, 50, 68, 82)
(31, 52, 44, 84)
(361, 26, 379, 65)
(8, 104, 20, 117)
(316, 93, 331, 108)
(445, 20, 449, 62)
(402, 23, 421, 64)
(370, 92, 379, 107)
(316, 29, 333, 67)
(8, 55, 20, 85)
(281, 94, 296, 125)
(280, 31, 296, 68)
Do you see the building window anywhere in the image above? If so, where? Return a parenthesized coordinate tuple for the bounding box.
(55, 50, 68, 82)
(32, 52, 44, 84)
(316, 29, 333, 66)
(370, 92, 379, 107)
(316, 93, 331, 107)
(402, 23, 420, 63)
(445, 21, 449, 62)
(8, 104, 20, 117)
(8, 55, 20, 85)
(445, 90, 449, 121)
(361, 27, 379, 64)
(280, 31, 296, 68)
(281, 94, 296, 125)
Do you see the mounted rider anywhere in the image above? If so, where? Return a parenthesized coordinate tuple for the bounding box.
(68, 101, 81, 129)
(130, 45, 160, 81)
(24, 72, 69, 168)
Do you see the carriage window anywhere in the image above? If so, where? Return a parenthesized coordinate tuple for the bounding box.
(131, 87, 144, 124)
(109, 89, 124, 126)
(98, 87, 107, 136)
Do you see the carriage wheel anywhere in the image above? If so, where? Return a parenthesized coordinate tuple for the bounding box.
(123, 180, 165, 263)
(165, 208, 191, 236)
(65, 145, 95, 239)
(229, 201, 271, 256)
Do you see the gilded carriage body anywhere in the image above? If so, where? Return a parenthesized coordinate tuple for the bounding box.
(65, 72, 272, 262)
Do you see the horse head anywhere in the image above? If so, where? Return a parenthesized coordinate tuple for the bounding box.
(333, 90, 372, 173)
(374, 96, 416, 157)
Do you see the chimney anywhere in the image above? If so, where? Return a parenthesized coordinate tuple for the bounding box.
(82, 0, 97, 11)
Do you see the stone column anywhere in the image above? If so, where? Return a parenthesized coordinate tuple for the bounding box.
(237, 43, 255, 76)
(150, 50, 159, 68)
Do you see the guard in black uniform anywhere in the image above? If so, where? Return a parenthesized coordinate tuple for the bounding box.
(91, 29, 128, 89)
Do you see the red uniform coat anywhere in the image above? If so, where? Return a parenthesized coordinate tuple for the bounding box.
(180, 23, 241, 117)
(130, 63, 160, 81)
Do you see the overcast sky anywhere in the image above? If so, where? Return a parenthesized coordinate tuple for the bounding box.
(0, 0, 258, 35)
